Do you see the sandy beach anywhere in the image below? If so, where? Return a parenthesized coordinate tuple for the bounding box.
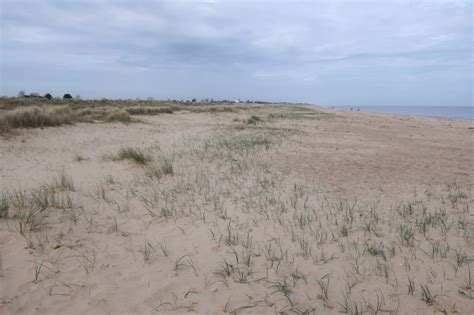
(1, 103, 473, 314)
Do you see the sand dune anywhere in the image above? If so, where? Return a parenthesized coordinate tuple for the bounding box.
(1, 104, 473, 314)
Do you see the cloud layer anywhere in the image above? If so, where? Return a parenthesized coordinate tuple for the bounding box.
(1, 0, 472, 105)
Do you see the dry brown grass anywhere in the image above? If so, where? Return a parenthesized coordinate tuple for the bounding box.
(0, 97, 260, 135)
(0, 106, 74, 134)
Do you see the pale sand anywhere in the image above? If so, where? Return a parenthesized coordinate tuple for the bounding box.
(0, 105, 473, 314)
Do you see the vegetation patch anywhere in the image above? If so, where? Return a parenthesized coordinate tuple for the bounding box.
(115, 147, 151, 165)
(0, 194, 8, 218)
(0, 98, 263, 135)
(222, 135, 272, 151)
(246, 115, 262, 125)
(0, 106, 73, 134)
(146, 158, 174, 179)
(0, 106, 132, 134)
(74, 108, 131, 123)
(125, 107, 174, 115)
(268, 106, 334, 121)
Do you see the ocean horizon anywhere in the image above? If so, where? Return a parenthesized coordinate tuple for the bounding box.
(333, 106, 473, 121)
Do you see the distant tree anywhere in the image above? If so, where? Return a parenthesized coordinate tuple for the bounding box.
(63, 93, 73, 99)
(191, 98, 197, 103)
(18, 90, 26, 97)
(44, 93, 53, 100)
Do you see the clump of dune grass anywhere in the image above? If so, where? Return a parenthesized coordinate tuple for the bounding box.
(160, 158, 174, 175)
(52, 170, 75, 191)
(446, 182, 467, 204)
(246, 115, 262, 125)
(0, 195, 8, 218)
(4, 183, 75, 248)
(73, 153, 87, 162)
(104, 109, 132, 123)
(222, 134, 272, 151)
(125, 107, 174, 115)
(0, 106, 73, 134)
(115, 147, 151, 165)
(190, 106, 237, 113)
(74, 108, 131, 123)
(146, 158, 174, 178)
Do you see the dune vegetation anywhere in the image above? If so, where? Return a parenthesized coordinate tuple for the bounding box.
(0, 99, 472, 314)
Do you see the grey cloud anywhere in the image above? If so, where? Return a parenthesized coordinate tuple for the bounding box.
(1, 0, 471, 105)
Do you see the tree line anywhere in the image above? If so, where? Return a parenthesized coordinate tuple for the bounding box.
(17, 91, 79, 100)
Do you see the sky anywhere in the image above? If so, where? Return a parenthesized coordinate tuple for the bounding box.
(1, 0, 472, 106)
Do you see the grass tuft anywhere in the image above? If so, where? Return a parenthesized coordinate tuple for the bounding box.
(146, 157, 174, 178)
(115, 147, 151, 165)
(0, 195, 8, 218)
(53, 170, 75, 191)
(246, 115, 262, 125)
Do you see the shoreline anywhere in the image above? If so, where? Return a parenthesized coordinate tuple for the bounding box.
(328, 105, 473, 122)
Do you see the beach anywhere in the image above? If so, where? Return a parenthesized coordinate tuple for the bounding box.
(1, 103, 473, 314)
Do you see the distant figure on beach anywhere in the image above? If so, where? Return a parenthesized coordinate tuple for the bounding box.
(357, 108, 360, 111)
(350, 107, 353, 111)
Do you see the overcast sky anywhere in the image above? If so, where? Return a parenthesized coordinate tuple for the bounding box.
(1, 0, 472, 106)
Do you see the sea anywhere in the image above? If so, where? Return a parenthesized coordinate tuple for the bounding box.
(333, 106, 473, 121)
